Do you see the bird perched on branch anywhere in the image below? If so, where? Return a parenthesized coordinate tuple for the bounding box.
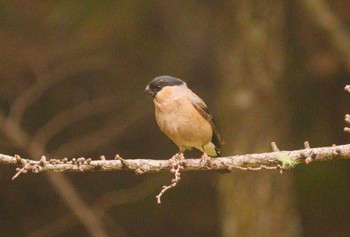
(144, 75, 223, 161)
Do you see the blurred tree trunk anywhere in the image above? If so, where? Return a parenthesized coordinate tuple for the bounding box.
(216, 1, 301, 237)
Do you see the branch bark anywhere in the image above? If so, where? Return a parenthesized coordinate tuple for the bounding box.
(2, 143, 349, 175)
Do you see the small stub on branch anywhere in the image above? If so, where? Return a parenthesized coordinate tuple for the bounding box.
(344, 85, 350, 93)
(345, 114, 350, 124)
(304, 141, 310, 149)
(301, 141, 316, 164)
(12, 155, 29, 180)
(39, 156, 46, 165)
(271, 142, 280, 152)
(115, 154, 133, 170)
(344, 116, 350, 132)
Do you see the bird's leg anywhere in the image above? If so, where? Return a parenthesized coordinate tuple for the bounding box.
(176, 151, 185, 160)
(200, 152, 213, 168)
(169, 150, 185, 164)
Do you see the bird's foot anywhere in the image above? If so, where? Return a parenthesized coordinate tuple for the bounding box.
(176, 152, 185, 161)
(200, 153, 213, 169)
(168, 152, 185, 166)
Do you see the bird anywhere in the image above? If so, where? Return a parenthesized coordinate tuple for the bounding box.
(144, 75, 223, 161)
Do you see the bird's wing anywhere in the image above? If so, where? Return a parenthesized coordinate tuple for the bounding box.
(189, 92, 223, 150)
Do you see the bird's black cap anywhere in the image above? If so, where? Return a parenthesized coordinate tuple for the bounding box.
(144, 75, 185, 97)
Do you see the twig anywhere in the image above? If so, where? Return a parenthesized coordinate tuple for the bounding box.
(12, 163, 29, 180)
(156, 158, 184, 204)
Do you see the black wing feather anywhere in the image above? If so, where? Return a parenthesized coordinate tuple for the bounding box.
(189, 94, 223, 150)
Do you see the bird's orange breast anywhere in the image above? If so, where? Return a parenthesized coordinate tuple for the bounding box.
(154, 89, 212, 150)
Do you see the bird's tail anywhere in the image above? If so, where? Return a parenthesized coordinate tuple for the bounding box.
(201, 142, 220, 157)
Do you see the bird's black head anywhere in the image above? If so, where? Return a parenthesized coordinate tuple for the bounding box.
(144, 75, 185, 97)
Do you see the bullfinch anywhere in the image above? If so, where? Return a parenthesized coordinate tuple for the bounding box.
(144, 75, 223, 159)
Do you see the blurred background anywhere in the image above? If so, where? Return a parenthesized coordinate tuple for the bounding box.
(0, 0, 350, 236)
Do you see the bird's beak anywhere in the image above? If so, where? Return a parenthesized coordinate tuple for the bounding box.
(144, 86, 155, 97)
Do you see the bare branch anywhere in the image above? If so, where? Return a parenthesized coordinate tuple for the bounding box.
(1, 144, 349, 175)
(2, 143, 349, 204)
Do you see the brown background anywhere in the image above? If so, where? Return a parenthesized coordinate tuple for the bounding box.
(0, 1, 350, 237)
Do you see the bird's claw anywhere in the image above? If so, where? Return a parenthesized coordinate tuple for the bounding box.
(200, 153, 213, 169)
(169, 152, 185, 166)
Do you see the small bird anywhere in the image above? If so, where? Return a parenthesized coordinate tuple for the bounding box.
(144, 75, 223, 160)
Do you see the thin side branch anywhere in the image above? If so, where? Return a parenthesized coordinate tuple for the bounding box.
(1, 143, 350, 176)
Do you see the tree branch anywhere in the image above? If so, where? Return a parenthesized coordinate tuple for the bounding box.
(1, 143, 349, 176)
